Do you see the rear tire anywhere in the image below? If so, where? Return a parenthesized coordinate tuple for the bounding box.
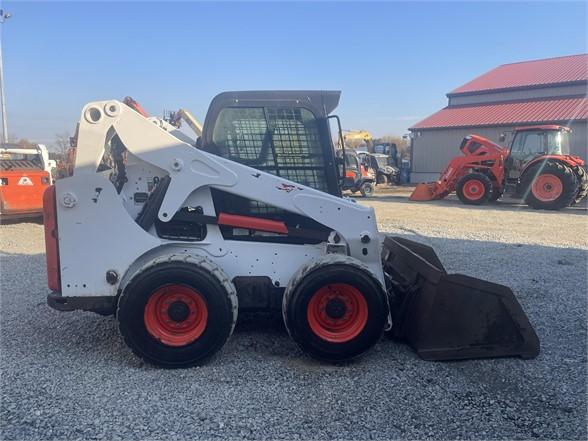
(376, 174, 386, 185)
(283, 257, 388, 362)
(572, 166, 588, 205)
(522, 161, 577, 210)
(117, 257, 237, 368)
(360, 182, 374, 197)
(456, 173, 492, 205)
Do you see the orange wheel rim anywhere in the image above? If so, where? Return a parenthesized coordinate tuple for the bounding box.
(307, 283, 368, 343)
(144, 284, 208, 347)
(462, 179, 485, 200)
(532, 174, 563, 202)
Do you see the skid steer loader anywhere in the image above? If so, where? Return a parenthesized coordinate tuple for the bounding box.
(43, 91, 539, 367)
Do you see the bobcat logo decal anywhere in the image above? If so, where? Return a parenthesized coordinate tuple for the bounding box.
(18, 176, 33, 186)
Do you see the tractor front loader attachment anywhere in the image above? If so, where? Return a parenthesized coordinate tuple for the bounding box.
(381, 236, 540, 361)
(409, 182, 445, 201)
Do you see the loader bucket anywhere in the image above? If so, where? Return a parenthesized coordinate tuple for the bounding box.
(382, 236, 540, 361)
(409, 183, 439, 201)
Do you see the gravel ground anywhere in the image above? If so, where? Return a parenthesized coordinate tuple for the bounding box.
(1, 193, 587, 440)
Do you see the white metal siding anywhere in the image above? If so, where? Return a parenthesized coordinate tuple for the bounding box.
(449, 84, 587, 106)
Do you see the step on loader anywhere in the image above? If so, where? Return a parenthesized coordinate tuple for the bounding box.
(43, 92, 539, 367)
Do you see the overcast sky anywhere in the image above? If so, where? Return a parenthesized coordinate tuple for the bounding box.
(2, 0, 587, 148)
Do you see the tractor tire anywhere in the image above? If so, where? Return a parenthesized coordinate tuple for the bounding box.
(360, 182, 374, 197)
(456, 173, 492, 205)
(117, 256, 238, 368)
(522, 161, 578, 210)
(573, 166, 588, 205)
(283, 256, 388, 362)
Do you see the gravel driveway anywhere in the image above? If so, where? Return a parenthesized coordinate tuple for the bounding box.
(1, 194, 586, 440)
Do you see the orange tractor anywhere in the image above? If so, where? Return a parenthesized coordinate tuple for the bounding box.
(410, 125, 587, 210)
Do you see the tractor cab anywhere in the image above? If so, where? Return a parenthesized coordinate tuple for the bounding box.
(506, 125, 571, 179)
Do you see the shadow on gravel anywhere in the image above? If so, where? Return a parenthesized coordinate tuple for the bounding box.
(0, 216, 44, 226)
(366, 193, 588, 215)
(1, 233, 586, 440)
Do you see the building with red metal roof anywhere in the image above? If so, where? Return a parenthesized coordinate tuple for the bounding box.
(409, 54, 587, 182)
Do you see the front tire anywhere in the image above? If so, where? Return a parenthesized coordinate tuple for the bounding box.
(456, 173, 492, 205)
(360, 182, 375, 197)
(522, 161, 577, 210)
(117, 256, 238, 368)
(283, 257, 388, 362)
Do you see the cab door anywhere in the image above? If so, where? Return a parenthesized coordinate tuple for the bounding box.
(507, 131, 546, 180)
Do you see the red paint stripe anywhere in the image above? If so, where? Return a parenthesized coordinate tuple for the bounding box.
(218, 213, 288, 234)
(43, 186, 61, 292)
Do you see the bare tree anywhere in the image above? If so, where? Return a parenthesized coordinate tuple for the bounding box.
(345, 138, 369, 149)
(16, 138, 34, 148)
(54, 132, 71, 160)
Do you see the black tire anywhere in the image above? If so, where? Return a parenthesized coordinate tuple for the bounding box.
(522, 161, 578, 210)
(117, 257, 237, 368)
(572, 166, 588, 205)
(456, 173, 492, 205)
(283, 259, 388, 362)
(360, 182, 374, 197)
(376, 174, 386, 185)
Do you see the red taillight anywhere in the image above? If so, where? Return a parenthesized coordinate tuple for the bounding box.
(43, 185, 61, 292)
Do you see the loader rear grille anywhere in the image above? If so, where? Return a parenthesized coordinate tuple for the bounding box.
(0, 159, 43, 170)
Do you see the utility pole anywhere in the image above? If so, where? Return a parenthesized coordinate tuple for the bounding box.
(0, 9, 11, 144)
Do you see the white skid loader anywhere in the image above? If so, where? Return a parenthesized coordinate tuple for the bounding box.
(43, 92, 539, 367)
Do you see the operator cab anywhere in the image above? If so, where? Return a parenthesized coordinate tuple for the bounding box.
(194, 91, 345, 241)
(506, 126, 572, 180)
(200, 91, 343, 197)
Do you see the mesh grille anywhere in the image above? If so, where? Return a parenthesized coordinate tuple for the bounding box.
(212, 106, 330, 215)
(0, 160, 43, 170)
(223, 108, 273, 165)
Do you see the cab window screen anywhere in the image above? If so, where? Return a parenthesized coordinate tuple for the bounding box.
(211, 106, 328, 192)
(212, 108, 270, 165)
(267, 107, 327, 192)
